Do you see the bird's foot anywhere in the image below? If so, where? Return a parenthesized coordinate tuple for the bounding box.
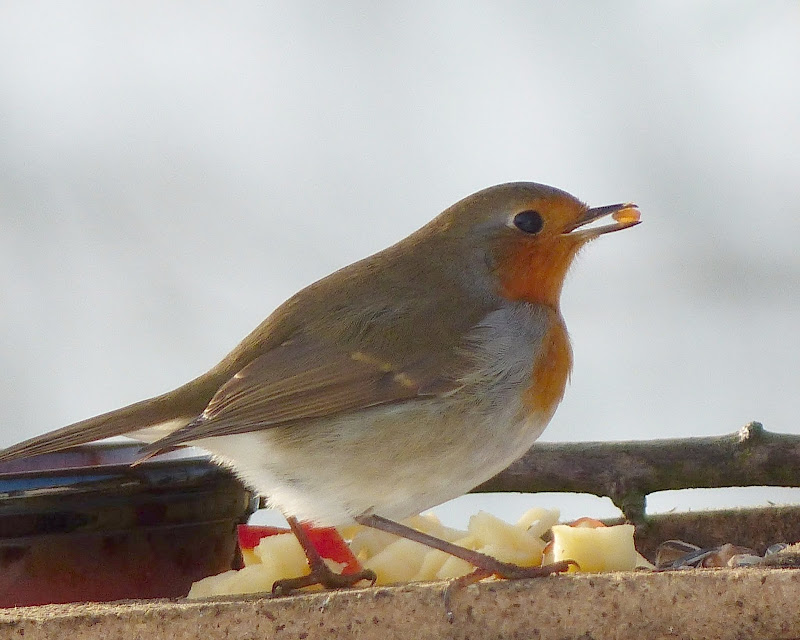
(272, 564, 376, 596)
(487, 559, 575, 580)
(271, 515, 377, 596)
(443, 560, 574, 622)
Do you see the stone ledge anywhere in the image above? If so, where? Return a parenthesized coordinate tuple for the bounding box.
(2, 569, 799, 640)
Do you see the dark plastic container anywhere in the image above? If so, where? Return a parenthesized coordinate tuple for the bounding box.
(0, 442, 257, 607)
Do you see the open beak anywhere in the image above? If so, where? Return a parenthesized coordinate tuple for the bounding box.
(564, 202, 641, 237)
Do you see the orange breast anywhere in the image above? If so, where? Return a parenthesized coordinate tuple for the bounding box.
(524, 320, 573, 416)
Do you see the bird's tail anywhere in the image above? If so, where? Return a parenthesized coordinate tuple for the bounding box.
(0, 374, 221, 463)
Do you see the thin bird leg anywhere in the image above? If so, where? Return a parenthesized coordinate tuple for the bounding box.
(271, 516, 377, 596)
(356, 513, 573, 579)
(357, 513, 574, 622)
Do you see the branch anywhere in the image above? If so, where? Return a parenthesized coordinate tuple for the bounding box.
(472, 422, 800, 522)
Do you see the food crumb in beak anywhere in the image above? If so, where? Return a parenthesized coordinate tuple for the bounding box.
(612, 207, 641, 225)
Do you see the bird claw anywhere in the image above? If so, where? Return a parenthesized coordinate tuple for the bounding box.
(272, 567, 376, 596)
(443, 560, 573, 622)
(491, 559, 575, 579)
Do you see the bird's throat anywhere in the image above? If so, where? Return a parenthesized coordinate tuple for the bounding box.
(495, 239, 582, 309)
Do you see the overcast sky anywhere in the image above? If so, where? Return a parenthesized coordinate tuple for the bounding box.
(1, 2, 799, 525)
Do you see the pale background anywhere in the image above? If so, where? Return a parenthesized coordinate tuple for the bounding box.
(1, 2, 799, 528)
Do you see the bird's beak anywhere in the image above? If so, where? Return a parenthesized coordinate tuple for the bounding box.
(563, 202, 641, 237)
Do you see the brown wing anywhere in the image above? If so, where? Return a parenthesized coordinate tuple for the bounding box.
(144, 333, 466, 450)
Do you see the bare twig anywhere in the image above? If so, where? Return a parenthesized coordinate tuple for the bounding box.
(473, 422, 800, 522)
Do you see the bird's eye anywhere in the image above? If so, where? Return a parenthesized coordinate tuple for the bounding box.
(512, 210, 544, 234)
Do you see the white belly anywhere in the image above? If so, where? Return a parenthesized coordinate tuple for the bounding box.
(197, 398, 552, 526)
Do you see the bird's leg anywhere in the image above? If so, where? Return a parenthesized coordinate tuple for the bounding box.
(357, 513, 572, 579)
(358, 513, 573, 579)
(271, 516, 376, 596)
(356, 513, 573, 621)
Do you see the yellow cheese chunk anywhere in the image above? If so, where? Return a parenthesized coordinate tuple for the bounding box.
(549, 523, 638, 572)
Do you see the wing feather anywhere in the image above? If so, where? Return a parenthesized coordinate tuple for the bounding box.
(144, 334, 467, 450)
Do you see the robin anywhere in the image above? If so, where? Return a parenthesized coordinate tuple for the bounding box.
(0, 182, 640, 591)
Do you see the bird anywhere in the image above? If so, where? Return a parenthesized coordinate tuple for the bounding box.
(0, 182, 640, 591)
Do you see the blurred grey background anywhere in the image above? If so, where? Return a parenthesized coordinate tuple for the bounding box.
(1, 2, 799, 527)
